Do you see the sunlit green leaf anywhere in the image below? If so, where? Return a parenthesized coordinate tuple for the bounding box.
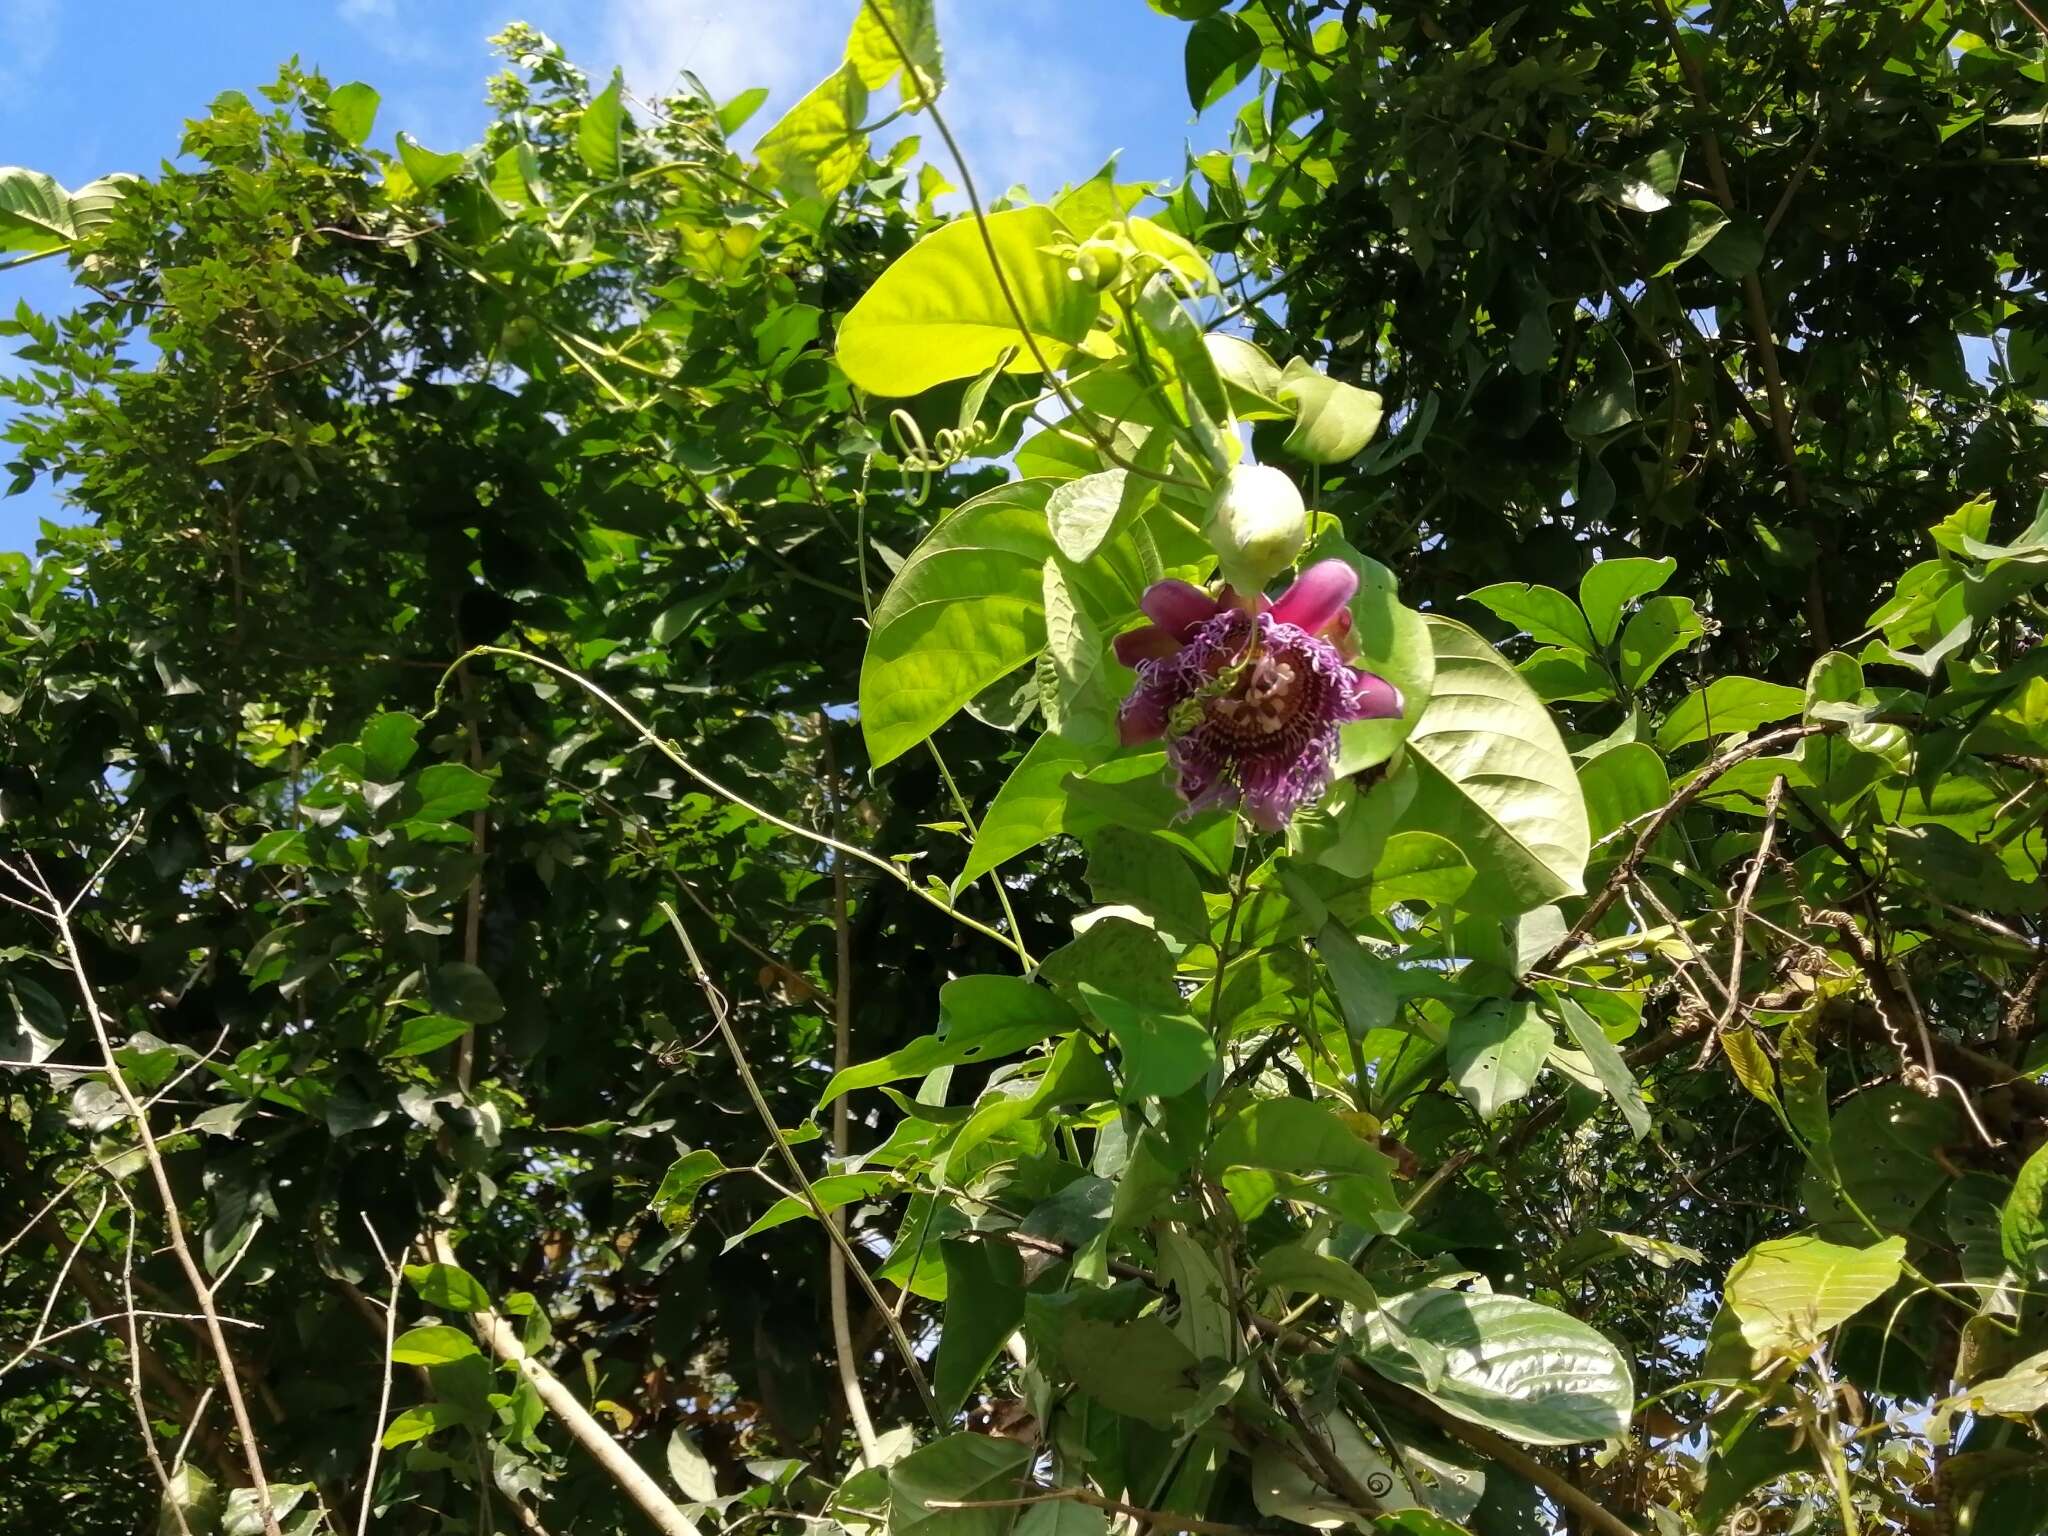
(1398, 617, 1589, 914)
(1359, 1288, 1634, 1444)
(838, 206, 1099, 397)
(756, 62, 869, 204)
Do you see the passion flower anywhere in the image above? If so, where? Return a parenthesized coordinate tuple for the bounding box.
(1113, 559, 1402, 830)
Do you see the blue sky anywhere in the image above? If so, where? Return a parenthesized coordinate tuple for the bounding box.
(0, 0, 1239, 552)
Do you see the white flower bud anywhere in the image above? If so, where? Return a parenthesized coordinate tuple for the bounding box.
(1207, 464, 1307, 594)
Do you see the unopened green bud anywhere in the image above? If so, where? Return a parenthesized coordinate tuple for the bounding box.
(1077, 238, 1123, 289)
(1065, 239, 1124, 292)
(1207, 464, 1307, 593)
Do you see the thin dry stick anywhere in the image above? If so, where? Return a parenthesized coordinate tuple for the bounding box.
(171, 1386, 217, 1473)
(659, 901, 942, 1428)
(0, 852, 282, 1536)
(820, 721, 883, 1463)
(117, 1193, 194, 1536)
(9, 1185, 110, 1370)
(1537, 721, 1833, 973)
(453, 660, 489, 1092)
(430, 1229, 703, 1536)
(444, 646, 1028, 964)
(1696, 772, 1787, 1066)
(355, 1218, 403, 1536)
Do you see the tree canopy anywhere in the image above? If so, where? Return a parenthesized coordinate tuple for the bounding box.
(2, 4, 2046, 1536)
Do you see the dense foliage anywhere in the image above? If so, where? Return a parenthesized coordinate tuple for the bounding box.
(2, 4, 2046, 1535)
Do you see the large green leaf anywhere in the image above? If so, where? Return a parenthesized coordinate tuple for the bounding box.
(1616, 595, 1704, 691)
(957, 730, 1106, 887)
(576, 71, 626, 179)
(390, 1325, 479, 1365)
(1656, 677, 1805, 751)
(934, 1239, 1025, 1417)
(1799, 1084, 1957, 1235)
(326, 82, 380, 147)
(837, 206, 1100, 397)
(1047, 469, 1147, 563)
(1185, 13, 1260, 110)
(1724, 1234, 1906, 1355)
(846, 0, 944, 102)
(2002, 1141, 2048, 1272)
(1946, 1348, 2048, 1420)
(1359, 1288, 1634, 1445)
(889, 1434, 1033, 1536)
(859, 480, 1149, 766)
(1316, 922, 1398, 1040)
(820, 974, 1078, 1104)
(1550, 994, 1649, 1140)
(1368, 830, 1475, 909)
(1579, 557, 1675, 647)
(1084, 827, 1207, 948)
(1206, 1098, 1396, 1202)
(403, 1262, 490, 1313)
(0, 166, 75, 256)
(1277, 357, 1384, 464)
(756, 62, 869, 204)
(1056, 1316, 1204, 1425)
(1467, 583, 1597, 655)
(722, 1172, 894, 1250)
(1255, 1242, 1380, 1311)
(1253, 1411, 1420, 1525)
(1077, 982, 1214, 1101)
(395, 134, 466, 191)
(1397, 617, 1588, 914)
(1577, 742, 1669, 847)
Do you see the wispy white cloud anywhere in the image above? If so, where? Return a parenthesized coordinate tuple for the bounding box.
(601, 0, 843, 113)
(0, 0, 59, 106)
(592, 0, 1098, 199)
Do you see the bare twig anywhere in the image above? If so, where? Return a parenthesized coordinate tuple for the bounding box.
(1540, 721, 1834, 973)
(2000, 957, 2048, 1060)
(431, 1229, 702, 1536)
(660, 901, 943, 1428)
(820, 719, 882, 1464)
(1695, 771, 1787, 1066)
(444, 646, 1028, 962)
(355, 1219, 403, 1536)
(8, 1186, 110, 1371)
(0, 848, 282, 1536)
(118, 1193, 193, 1536)
(171, 1386, 217, 1473)
(453, 659, 489, 1092)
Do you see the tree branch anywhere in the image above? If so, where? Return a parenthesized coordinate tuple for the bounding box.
(0, 846, 282, 1536)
